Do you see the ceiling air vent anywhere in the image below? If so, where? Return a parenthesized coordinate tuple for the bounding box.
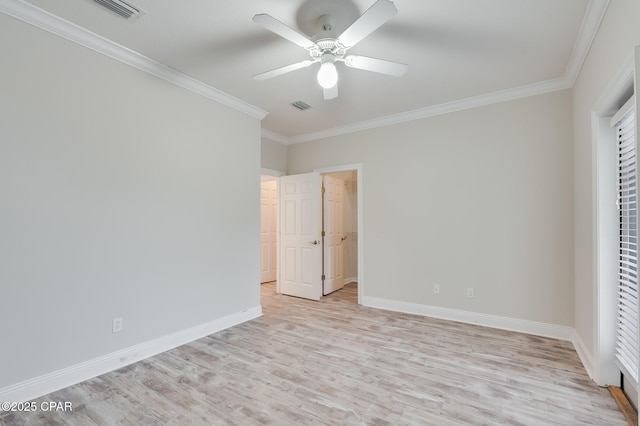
(93, 0, 145, 22)
(291, 101, 312, 111)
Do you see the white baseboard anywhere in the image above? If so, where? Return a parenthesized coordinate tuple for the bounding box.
(362, 296, 574, 341)
(344, 277, 358, 285)
(0, 306, 262, 403)
(572, 331, 596, 381)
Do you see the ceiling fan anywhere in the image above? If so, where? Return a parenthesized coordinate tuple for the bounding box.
(252, 0, 408, 100)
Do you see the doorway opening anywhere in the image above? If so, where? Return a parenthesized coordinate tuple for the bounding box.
(260, 174, 278, 284)
(259, 164, 363, 305)
(321, 170, 359, 296)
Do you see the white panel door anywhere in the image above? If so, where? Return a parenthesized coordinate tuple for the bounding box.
(279, 172, 322, 300)
(260, 179, 277, 283)
(323, 175, 345, 295)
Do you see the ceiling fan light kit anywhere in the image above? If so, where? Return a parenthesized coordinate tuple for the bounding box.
(317, 56, 338, 89)
(252, 0, 408, 100)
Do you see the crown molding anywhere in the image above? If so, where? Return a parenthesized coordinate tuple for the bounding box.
(564, 0, 610, 87)
(260, 128, 290, 145)
(287, 77, 571, 144)
(261, 76, 572, 145)
(0, 0, 268, 120)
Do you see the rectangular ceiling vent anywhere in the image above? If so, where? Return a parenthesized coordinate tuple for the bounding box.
(93, 0, 145, 22)
(291, 101, 312, 111)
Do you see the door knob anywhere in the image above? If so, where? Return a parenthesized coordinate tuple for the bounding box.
(309, 240, 319, 245)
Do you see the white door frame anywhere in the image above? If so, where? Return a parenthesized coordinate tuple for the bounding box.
(261, 168, 283, 293)
(260, 177, 278, 283)
(315, 164, 364, 305)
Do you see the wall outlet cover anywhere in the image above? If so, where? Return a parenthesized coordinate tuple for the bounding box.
(112, 317, 123, 333)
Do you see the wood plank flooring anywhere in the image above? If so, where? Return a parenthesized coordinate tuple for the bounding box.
(1, 282, 628, 425)
(609, 386, 638, 425)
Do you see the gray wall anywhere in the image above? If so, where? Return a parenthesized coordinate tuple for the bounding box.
(288, 90, 574, 326)
(0, 14, 261, 388)
(261, 137, 288, 173)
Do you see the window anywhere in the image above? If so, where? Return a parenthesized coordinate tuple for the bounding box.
(613, 95, 639, 388)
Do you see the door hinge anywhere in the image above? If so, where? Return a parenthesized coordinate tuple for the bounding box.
(322, 231, 326, 237)
(321, 186, 326, 194)
(321, 274, 326, 281)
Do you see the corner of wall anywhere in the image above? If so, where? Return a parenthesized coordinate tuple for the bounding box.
(572, 330, 596, 381)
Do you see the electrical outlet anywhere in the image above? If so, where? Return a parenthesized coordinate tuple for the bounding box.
(112, 317, 123, 333)
(467, 288, 474, 298)
(433, 284, 440, 294)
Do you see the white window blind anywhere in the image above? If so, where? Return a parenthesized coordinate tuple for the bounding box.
(613, 95, 638, 386)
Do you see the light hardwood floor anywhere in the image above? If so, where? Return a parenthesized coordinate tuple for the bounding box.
(1, 282, 628, 425)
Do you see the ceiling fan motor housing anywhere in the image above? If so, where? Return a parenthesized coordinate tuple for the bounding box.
(309, 39, 346, 62)
(320, 52, 336, 64)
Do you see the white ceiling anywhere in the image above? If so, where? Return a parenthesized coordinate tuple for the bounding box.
(5, 0, 606, 143)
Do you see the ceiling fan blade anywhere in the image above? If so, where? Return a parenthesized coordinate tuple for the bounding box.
(336, 0, 397, 49)
(252, 14, 316, 50)
(344, 55, 408, 76)
(323, 84, 339, 100)
(253, 60, 314, 80)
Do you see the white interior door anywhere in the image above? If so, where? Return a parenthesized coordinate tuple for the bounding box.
(260, 179, 277, 283)
(279, 172, 322, 300)
(323, 175, 345, 295)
